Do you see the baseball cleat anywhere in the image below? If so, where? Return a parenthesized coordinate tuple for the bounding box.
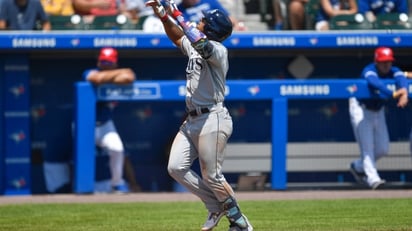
(349, 163, 366, 185)
(227, 215, 253, 231)
(371, 179, 386, 190)
(201, 212, 225, 231)
(112, 184, 129, 194)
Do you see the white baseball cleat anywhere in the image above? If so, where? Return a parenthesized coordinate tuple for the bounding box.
(349, 163, 366, 185)
(371, 179, 386, 190)
(227, 215, 253, 231)
(201, 212, 225, 231)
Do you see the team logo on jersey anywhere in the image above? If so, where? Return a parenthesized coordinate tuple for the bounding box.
(9, 84, 25, 97)
(9, 131, 26, 143)
(248, 85, 260, 96)
(346, 84, 358, 94)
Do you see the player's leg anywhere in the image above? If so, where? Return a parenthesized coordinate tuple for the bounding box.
(368, 109, 389, 189)
(357, 109, 384, 188)
(196, 112, 232, 230)
(374, 109, 389, 160)
(96, 120, 127, 192)
(167, 129, 221, 210)
(349, 98, 380, 188)
(348, 98, 367, 182)
(198, 108, 252, 230)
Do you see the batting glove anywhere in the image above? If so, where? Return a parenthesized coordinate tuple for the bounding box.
(145, 0, 168, 21)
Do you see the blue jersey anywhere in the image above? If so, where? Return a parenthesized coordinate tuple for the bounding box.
(358, 0, 407, 14)
(358, 63, 407, 110)
(82, 68, 114, 125)
(0, 0, 48, 30)
(177, 0, 229, 23)
(316, 0, 352, 22)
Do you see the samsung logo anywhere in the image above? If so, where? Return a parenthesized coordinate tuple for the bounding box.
(94, 38, 137, 47)
(253, 37, 295, 46)
(336, 36, 378, 46)
(12, 38, 56, 48)
(280, 84, 330, 96)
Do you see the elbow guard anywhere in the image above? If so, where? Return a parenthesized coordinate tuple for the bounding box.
(192, 38, 213, 59)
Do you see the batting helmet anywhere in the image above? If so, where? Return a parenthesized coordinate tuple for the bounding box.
(202, 9, 233, 42)
(99, 47, 118, 63)
(374, 47, 395, 62)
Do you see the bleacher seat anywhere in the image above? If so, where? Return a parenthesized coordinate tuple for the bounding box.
(330, 13, 374, 30)
(88, 15, 134, 30)
(374, 13, 412, 29)
(49, 15, 85, 30)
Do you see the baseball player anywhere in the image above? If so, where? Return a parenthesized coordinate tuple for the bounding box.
(145, 1, 253, 230)
(83, 47, 136, 193)
(349, 47, 408, 190)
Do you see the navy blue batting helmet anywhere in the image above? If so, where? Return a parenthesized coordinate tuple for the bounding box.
(202, 9, 233, 42)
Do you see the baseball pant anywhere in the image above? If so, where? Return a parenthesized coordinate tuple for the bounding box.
(168, 106, 234, 213)
(349, 97, 389, 187)
(95, 120, 125, 187)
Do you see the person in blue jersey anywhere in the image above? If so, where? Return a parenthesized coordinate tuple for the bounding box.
(315, 0, 358, 31)
(0, 0, 51, 30)
(349, 47, 408, 190)
(177, 0, 245, 31)
(83, 47, 136, 193)
(358, 0, 408, 22)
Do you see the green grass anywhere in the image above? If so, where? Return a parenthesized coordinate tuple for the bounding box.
(0, 198, 411, 230)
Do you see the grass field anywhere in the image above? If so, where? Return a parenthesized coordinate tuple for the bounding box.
(0, 198, 411, 231)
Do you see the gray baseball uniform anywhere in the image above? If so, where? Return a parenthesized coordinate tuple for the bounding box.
(167, 36, 235, 213)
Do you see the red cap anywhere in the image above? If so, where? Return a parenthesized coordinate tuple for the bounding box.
(98, 47, 118, 63)
(374, 47, 395, 62)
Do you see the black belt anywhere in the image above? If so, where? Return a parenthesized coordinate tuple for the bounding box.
(360, 103, 383, 112)
(188, 108, 210, 116)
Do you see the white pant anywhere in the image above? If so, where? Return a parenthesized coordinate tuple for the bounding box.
(43, 162, 70, 193)
(349, 98, 389, 187)
(95, 120, 125, 187)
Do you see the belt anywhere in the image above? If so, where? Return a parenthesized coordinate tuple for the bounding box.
(188, 108, 210, 117)
(360, 103, 383, 112)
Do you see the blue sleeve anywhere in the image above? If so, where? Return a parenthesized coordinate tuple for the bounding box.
(210, 0, 229, 15)
(363, 69, 393, 96)
(393, 67, 408, 89)
(357, 0, 370, 13)
(396, 0, 408, 13)
(83, 69, 94, 81)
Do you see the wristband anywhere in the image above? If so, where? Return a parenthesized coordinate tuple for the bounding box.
(160, 14, 168, 22)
